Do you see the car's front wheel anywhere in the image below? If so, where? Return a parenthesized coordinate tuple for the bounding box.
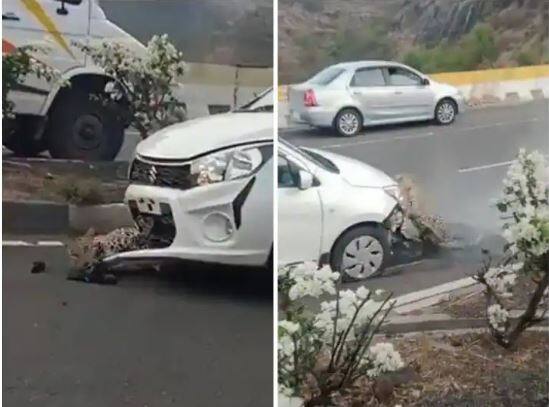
(434, 99, 457, 125)
(330, 225, 389, 281)
(335, 108, 362, 137)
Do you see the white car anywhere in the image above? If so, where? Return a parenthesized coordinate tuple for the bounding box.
(105, 89, 274, 268)
(278, 139, 403, 280)
(289, 60, 465, 137)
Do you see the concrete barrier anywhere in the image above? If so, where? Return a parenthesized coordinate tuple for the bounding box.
(181, 63, 273, 118)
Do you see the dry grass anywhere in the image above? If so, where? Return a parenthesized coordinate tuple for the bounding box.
(3, 162, 125, 205)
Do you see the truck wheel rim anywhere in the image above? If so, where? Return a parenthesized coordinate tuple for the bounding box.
(341, 235, 383, 279)
(73, 115, 103, 150)
(437, 102, 455, 123)
(339, 113, 359, 135)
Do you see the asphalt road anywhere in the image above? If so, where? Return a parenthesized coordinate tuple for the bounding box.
(3, 245, 273, 407)
(282, 101, 549, 234)
(281, 101, 548, 294)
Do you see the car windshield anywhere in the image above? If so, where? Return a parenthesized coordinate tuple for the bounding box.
(281, 139, 339, 174)
(234, 88, 273, 112)
(308, 66, 345, 85)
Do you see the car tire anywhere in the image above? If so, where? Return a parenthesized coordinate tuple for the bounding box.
(335, 108, 362, 137)
(434, 98, 457, 125)
(330, 225, 390, 282)
(47, 90, 125, 161)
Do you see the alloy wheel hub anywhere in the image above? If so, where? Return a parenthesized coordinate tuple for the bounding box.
(438, 103, 455, 123)
(339, 113, 359, 135)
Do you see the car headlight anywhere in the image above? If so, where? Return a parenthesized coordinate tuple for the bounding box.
(190, 144, 271, 186)
(383, 185, 402, 203)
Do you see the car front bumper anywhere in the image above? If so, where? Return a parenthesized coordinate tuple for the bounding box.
(103, 181, 271, 267)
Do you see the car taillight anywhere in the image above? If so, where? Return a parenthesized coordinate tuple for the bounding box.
(304, 89, 318, 107)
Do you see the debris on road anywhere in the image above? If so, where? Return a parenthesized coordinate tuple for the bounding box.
(30, 261, 46, 274)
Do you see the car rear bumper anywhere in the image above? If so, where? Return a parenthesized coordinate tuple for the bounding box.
(289, 107, 335, 127)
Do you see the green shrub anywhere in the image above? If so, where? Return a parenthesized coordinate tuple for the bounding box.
(402, 24, 498, 73)
(51, 177, 105, 206)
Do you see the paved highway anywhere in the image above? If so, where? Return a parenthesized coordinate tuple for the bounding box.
(3, 245, 272, 407)
(282, 101, 549, 234)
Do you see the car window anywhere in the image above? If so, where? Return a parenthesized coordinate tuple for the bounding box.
(387, 67, 422, 86)
(278, 155, 297, 188)
(350, 68, 386, 87)
(309, 67, 345, 85)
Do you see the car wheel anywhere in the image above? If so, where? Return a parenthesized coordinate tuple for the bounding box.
(330, 225, 389, 281)
(335, 108, 362, 137)
(47, 90, 125, 161)
(434, 99, 457, 125)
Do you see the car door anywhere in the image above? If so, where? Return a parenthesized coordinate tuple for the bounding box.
(347, 67, 393, 124)
(384, 66, 435, 119)
(278, 154, 323, 266)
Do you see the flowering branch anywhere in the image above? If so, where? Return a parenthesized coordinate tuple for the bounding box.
(278, 263, 403, 405)
(2, 45, 65, 119)
(475, 149, 548, 348)
(76, 34, 187, 139)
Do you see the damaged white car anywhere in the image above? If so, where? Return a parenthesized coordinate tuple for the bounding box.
(105, 89, 274, 268)
(278, 139, 404, 280)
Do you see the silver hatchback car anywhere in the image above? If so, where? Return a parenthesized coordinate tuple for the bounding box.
(289, 61, 465, 137)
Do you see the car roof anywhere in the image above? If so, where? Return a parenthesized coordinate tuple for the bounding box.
(331, 60, 406, 71)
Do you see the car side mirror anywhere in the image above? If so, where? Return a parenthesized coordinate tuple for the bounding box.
(421, 77, 430, 86)
(56, 0, 80, 15)
(298, 170, 314, 190)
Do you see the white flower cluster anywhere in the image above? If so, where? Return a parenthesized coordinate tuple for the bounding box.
(314, 287, 389, 341)
(365, 342, 404, 377)
(498, 149, 549, 256)
(284, 262, 340, 300)
(76, 34, 186, 137)
(278, 320, 298, 370)
(278, 263, 404, 396)
(484, 264, 519, 296)
(487, 304, 509, 333)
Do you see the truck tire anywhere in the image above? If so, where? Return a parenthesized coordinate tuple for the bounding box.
(47, 90, 124, 161)
(3, 117, 47, 157)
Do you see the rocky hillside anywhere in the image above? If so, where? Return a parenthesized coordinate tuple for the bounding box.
(279, 0, 549, 82)
(101, 0, 273, 66)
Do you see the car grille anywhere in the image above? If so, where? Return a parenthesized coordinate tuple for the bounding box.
(128, 201, 176, 249)
(129, 157, 197, 190)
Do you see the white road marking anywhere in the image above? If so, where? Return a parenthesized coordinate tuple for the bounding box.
(459, 154, 549, 173)
(321, 132, 434, 149)
(314, 117, 541, 150)
(37, 241, 65, 246)
(458, 160, 515, 173)
(2, 241, 31, 246)
(456, 117, 539, 133)
(2, 240, 65, 247)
